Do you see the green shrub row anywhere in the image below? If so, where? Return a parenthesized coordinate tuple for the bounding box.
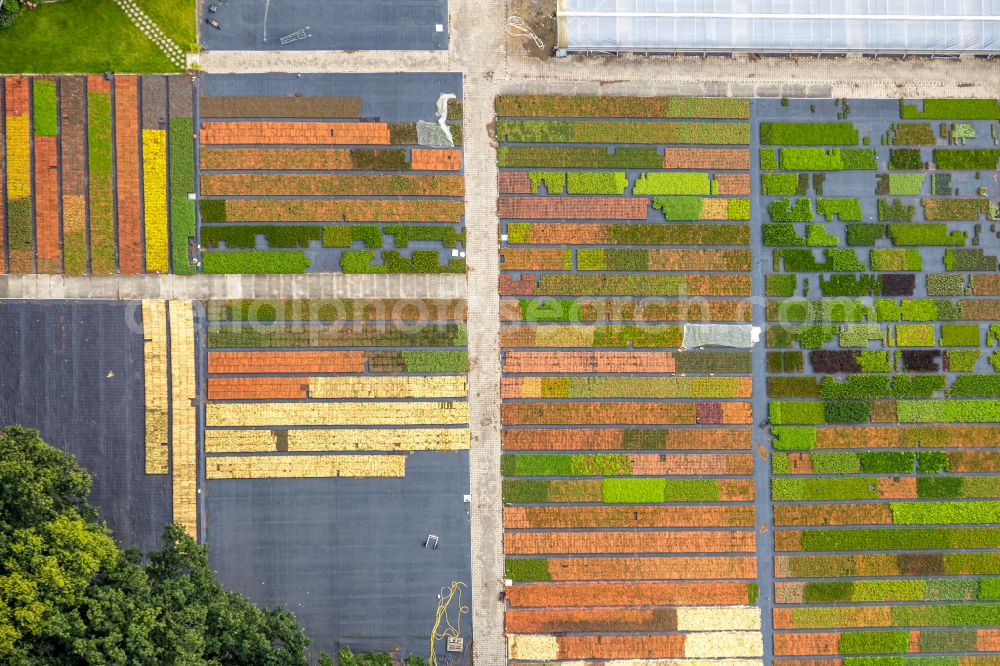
(567, 171, 629, 194)
(763, 224, 805, 246)
(634, 172, 713, 195)
(322, 225, 383, 248)
(769, 400, 872, 425)
(505, 558, 550, 581)
(901, 99, 1000, 120)
(529, 171, 565, 194)
(891, 501, 1000, 525)
(601, 478, 721, 502)
(760, 149, 779, 170)
(400, 350, 469, 372)
(761, 122, 859, 145)
(651, 196, 750, 221)
(816, 198, 863, 221)
(507, 222, 750, 246)
(820, 274, 879, 297)
(871, 248, 923, 271)
(888, 224, 966, 246)
(878, 199, 915, 222)
(675, 351, 752, 373)
(940, 323, 980, 346)
(384, 225, 465, 248)
(777, 477, 1000, 501)
(496, 120, 751, 144)
(927, 274, 967, 296)
(768, 198, 813, 222)
(32, 79, 58, 136)
(767, 274, 797, 296)
(819, 374, 944, 399)
(767, 351, 805, 373)
(944, 249, 997, 271)
(340, 250, 465, 274)
(498, 146, 662, 168)
(951, 375, 1000, 396)
(169, 117, 197, 274)
(202, 225, 323, 249)
(779, 148, 877, 170)
(884, 173, 925, 195)
(838, 631, 909, 655)
(494, 95, 750, 118)
(86, 91, 114, 274)
(762, 173, 806, 196)
(771, 426, 816, 451)
(933, 149, 1000, 170)
(898, 399, 1000, 423)
(946, 349, 981, 372)
(206, 323, 466, 348)
(775, 248, 865, 272)
(501, 453, 632, 477)
(892, 123, 937, 145)
(923, 197, 997, 222)
(799, 527, 1000, 551)
(768, 299, 874, 323)
(846, 224, 885, 246)
(888, 149, 923, 170)
(201, 251, 311, 274)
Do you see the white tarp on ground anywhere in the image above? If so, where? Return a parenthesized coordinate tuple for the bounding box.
(681, 324, 761, 349)
(560, 0, 1000, 53)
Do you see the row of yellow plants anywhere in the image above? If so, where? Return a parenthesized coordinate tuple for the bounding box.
(142, 130, 169, 272)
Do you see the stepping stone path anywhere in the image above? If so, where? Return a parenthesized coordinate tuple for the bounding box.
(112, 0, 186, 69)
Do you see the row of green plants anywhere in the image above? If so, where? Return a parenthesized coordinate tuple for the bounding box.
(760, 122, 859, 145)
(86, 90, 115, 274)
(339, 250, 465, 274)
(776, 475, 1000, 500)
(206, 324, 467, 348)
(494, 95, 751, 118)
(31, 79, 57, 136)
(507, 222, 751, 245)
(495, 120, 751, 144)
(169, 117, 197, 274)
(498, 146, 663, 168)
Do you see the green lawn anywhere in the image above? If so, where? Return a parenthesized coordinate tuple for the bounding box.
(0, 0, 196, 74)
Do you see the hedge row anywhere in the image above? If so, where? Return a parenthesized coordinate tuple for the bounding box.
(787, 602, 1000, 627)
(933, 149, 1000, 170)
(498, 146, 663, 168)
(501, 453, 632, 477)
(901, 99, 1000, 120)
(775, 476, 1000, 500)
(207, 324, 466, 348)
(795, 579, 999, 603)
(762, 173, 807, 196)
(633, 172, 713, 196)
(817, 198, 863, 222)
(169, 117, 197, 274)
(202, 225, 323, 249)
(201, 251, 312, 274)
(761, 123, 859, 145)
(789, 527, 1000, 551)
(496, 120, 751, 145)
(774, 249, 865, 272)
(779, 148, 877, 171)
(340, 250, 466, 274)
(495, 95, 751, 118)
(32, 79, 58, 136)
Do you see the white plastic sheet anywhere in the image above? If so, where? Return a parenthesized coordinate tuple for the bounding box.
(559, 0, 1000, 53)
(681, 324, 761, 350)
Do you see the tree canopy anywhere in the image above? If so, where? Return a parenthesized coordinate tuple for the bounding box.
(0, 426, 315, 664)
